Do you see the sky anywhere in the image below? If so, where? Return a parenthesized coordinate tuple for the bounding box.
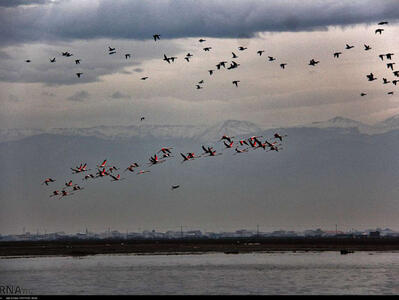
(0, 0, 399, 130)
(1, 0, 399, 235)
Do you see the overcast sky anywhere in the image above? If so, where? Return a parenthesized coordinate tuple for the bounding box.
(0, 0, 399, 129)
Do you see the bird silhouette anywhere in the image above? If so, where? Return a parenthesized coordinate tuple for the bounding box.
(50, 58, 56, 63)
(238, 46, 247, 51)
(268, 56, 276, 61)
(333, 52, 342, 58)
(280, 63, 287, 69)
(232, 80, 240, 87)
(366, 73, 377, 81)
(375, 28, 384, 34)
(232, 52, 238, 58)
(199, 39, 206, 43)
(387, 63, 395, 70)
(345, 44, 354, 49)
(364, 44, 372, 51)
(125, 54, 131, 59)
(141, 77, 148, 80)
(383, 78, 390, 84)
(76, 72, 83, 78)
(208, 70, 214, 75)
(203, 47, 212, 51)
(378, 21, 388, 25)
(308, 59, 319, 66)
(257, 50, 265, 56)
(153, 34, 161, 41)
(75, 59, 81, 64)
(360, 92, 367, 96)
(386, 53, 394, 60)
(108, 46, 115, 52)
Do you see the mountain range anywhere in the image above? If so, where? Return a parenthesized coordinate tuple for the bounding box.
(1, 115, 399, 143)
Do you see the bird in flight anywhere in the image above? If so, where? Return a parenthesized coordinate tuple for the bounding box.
(280, 63, 287, 69)
(238, 46, 247, 51)
(232, 80, 240, 87)
(360, 92, 367, 97)
(366, 73, 377, 81)
(364, 44, 372, 51)
(232, 52, 238, 58)
(345, 44, 354, 49)
(375, 28, 384, 34)
(76, 72, 83, 78)
(378, 21, 388, 25)
(140, 117, 145, 121)
(42, 178, 56, 186)
(108, 46, 115, 52)
(141, 77, 149, 80)
(388, 91, 394, 95)
(386, 53, 394, 60)
(199, 38, 206, 43)
(50, 58, 56, 63)
(268, 56, 276, 61)
(153, 34, 161, 41)
(203, 47, 212, 51)
(379, 54, 385, 61)
(208, 70, 214, 75)
(25, 60, 31, 63)
(387, 63, 395, 70)
(125, 54, 131, 59)
(308, 59, 319, 66)
(383, 78, 391, 84)
(257, 50, 265, 56)
(75, 59, 81, 64)
(171, 185, 180, 190)
(196, 84, 203, 90)
(333, 52, 342, 58)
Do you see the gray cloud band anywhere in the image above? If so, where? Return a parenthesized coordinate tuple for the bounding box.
(0, 0, 398, 47)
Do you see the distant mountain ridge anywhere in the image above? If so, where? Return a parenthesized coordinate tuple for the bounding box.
(2, 115, 399, 142)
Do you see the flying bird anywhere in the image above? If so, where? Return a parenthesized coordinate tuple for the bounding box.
(375, 28, 384, 34)
(333, 52, 342, 58)
(75, 59, 81, 64)
(199, 39, 206, 43)
(378, 21, 388, 25)
(345, 44, 354, 49)
(383, 78, 391, 84)
(268, 56, 276, 61)
(386, 53, 394, 60)
(50, 58, 56, 63)
(388, 91, 394, 95)
(108, 46, 115, 52)
(76, 72, 83, 78)
(387, 63, 395, 70)
(42, 178, 56, 186)
(232, 52, 238, 58)
(366, 73, 377, 81)
(125, 54, 131, 59)
(141, 77, 149, 80)
(171, 185, 180, 190)
(280, 63, 287, 69)
(360, 92, 367, 97)
(238, 46, 247, 51)
(308, 59, 319, 66)
(153, 34, 161, 41)
(364, 44, 372, 51)
(208, 70, 214, 75)
(257, 50, 265, 56)
(25, 60, 31, 63)
(232, 80, 240, 87)
(203, 47, 212, 51)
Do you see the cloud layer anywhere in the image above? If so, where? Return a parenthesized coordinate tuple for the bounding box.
(1, 0, 399, 47)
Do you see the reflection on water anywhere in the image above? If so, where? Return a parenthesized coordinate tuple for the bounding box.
(1, 251, 398, 295)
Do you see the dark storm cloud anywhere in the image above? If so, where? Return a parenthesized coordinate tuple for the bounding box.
(1, 0, 398, 47)
(0, 0, 51, 7)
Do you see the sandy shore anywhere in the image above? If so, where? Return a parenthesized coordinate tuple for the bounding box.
(1, 237, 399, 258)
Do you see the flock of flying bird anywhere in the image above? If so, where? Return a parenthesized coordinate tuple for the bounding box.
(36, 20, 396, 198)
(42, 132, 287, 199)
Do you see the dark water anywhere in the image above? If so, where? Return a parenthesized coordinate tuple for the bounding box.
(1, 251, 398, 295)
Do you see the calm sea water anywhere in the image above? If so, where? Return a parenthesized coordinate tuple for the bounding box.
(1, 251, 398, 295)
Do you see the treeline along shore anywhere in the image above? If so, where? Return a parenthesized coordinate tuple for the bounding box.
(1, 237, 399, 257)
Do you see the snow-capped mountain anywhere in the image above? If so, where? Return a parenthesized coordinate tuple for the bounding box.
(3, 115, 399, 143)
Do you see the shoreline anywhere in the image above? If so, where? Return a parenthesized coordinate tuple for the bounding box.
(2, 237, 399, 258)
